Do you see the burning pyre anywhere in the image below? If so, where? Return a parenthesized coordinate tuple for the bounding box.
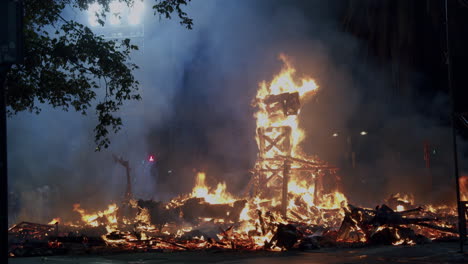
(8, 55, 464, 257)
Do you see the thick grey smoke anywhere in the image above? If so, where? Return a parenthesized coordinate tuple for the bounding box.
(7, 0, 461, 224)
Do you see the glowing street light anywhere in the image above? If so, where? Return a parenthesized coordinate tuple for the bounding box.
(360, 131, 368, 136)
(128, 0, 145, 25)
(87, 0, 145, 27)
(332, 133, 339, 137)
(87, 2, 101, 27)
(109, 1, 125, 25)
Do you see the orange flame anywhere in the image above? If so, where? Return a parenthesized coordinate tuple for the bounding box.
(255, 54, 318, 156)
(190, 172, 236, 204)
(47, 218, 61, 225)
(73, 203, 118, 232)
(460, 175, 468, 201)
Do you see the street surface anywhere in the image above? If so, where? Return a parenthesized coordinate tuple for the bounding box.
(9, 242, 468, 264)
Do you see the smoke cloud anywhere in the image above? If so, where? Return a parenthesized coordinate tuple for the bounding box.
(7, 0, 461, 224)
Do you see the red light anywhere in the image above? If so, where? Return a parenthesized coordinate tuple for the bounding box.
(148, 155, 155, 162)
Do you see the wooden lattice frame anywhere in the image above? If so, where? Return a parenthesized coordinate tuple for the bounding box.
(251, 92, 338, 216)
(257, 126, 292, 158)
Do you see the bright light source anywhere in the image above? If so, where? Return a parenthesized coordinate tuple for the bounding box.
(88, 0, 144, 27)
(128, 0, 145, 25)
(360, 131, 368, 136)
(109, 0, 125, 25)
(148, 155, 155, 162)
(332, 133, 338, 137)
(88, 2, 101, 27)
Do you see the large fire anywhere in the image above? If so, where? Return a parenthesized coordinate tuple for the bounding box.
(255, 54, 318, 156)
(8, 55, 463, 256)
(251, 54, 347, 227)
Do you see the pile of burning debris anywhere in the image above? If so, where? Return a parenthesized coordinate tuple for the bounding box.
(7, 189, 461, 257)
(7, 55, 464, 257)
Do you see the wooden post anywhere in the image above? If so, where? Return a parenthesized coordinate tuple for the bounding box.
(314, 171, 325, 205)
(0, 65, 8, 260)
(313, 172, 319, 205)
(1, 1, 23, 260)
(113, 154, 132, 202)
(125, 165, 132, 201)
(445, 0, 466, 251)
(54, 222, 59, 237)
(281, 159, 291, 217)
(257, 127, 265, 157)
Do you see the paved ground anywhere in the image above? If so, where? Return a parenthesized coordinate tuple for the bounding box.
(9, 242, 468, 264)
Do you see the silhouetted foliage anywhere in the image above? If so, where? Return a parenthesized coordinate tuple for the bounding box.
(6, 0, 192, 150)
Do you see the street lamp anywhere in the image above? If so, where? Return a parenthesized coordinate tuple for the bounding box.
(87, 2, 101, 27)
(87, 0, 145, 27)
(109, 1, 125, 25)
(128, 0, 145, 25)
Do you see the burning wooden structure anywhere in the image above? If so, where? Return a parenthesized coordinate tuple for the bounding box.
(249, 55, 340, 220)
(7, 55, 466, 257)
(252, 91, 338, 216)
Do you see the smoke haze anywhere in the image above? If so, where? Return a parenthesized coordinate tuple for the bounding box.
(8, 0, 461, 224)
